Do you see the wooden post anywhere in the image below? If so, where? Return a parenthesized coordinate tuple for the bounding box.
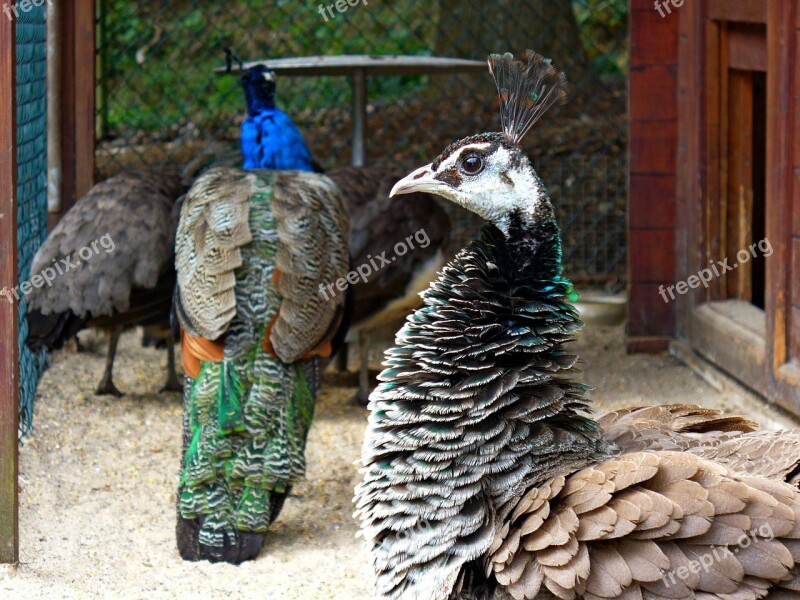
(49, 0, 95, 230)
(0, 11, 19, 565)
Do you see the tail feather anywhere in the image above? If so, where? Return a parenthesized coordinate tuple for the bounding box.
(25, 308, 88, 352)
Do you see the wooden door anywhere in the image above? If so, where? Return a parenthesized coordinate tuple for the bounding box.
(677, 0, 800, 413)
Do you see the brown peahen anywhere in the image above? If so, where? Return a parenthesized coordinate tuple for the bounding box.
(25, 170, 188, 395)
(173, 167, 349, 564)
(327, 166, 451, 402)
(354, 51, 800, 600)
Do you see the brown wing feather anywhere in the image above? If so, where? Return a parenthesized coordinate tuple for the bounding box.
(174, 168, 253, 340)
(28, 170, 185, 317)
(490, 451, 800, 600)
(270, 171, 350, 362)
(599, 404, 800, 483)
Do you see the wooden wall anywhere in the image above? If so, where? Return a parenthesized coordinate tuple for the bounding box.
(626, 0, 680, 352)
(49, 0, 95, 230)
(0, 12, 19, 565)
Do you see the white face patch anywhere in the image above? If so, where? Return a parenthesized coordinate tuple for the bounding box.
(262, 71, 275, 82)
(432, 143, 543, 235)
(434, 142, 492, 172)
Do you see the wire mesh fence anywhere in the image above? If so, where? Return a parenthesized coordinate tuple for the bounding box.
(16, 4, 49, 433)
(96, 0, 628, 289)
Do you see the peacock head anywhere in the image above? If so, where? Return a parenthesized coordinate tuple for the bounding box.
(241, 64, 277, 114)
(390, 51, 567, 236)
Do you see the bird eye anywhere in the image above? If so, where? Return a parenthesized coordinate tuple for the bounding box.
(460, 155, 484, 175)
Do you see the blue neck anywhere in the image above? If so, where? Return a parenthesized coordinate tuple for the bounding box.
(244, 88, 275, 116)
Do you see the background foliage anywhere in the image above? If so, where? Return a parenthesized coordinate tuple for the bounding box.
(96, 0, 628, 289)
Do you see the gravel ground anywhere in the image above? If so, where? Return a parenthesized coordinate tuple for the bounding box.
(2, 323, 796, 599)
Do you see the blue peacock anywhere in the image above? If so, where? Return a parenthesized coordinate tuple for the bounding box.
(236, 60, 452, 402)
(239, 63, 318, 172)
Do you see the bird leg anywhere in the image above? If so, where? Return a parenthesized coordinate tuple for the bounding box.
(161, 336, 183, 393)
(333, 342, 349, 371)
(96, 327, 123, 397)
(357, 331, 371, 404)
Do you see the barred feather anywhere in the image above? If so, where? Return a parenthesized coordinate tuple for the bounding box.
(175, 167, 348, 563)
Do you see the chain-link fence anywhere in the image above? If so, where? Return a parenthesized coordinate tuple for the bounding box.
(97, 0, 627, 290)
(16, 4, 49, 434)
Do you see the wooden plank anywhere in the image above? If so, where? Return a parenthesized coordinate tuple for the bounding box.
(793, 168, 800, 237)
(631, 0, 661, 12)
(628, 174, 676, 229)
(627, 283, 676, 338)
(625, 338, 672, 353)
(688, 301, 768, 395)
(630, 120, 677, 174)
(0, 10, 18, 565)
(792, 303, 800, 368)
(705, 19, 726, 301)
(627, 6, 681, 348)
(718, 22, 730, 301)
(708, 0, 767, 24)
(793, 238, 800, 311)
(49, 0, 95, 230)
(726, 69, 754, 300)
(630, 9, 679, 67)
(629, 229, 675, 282)
(630, 65, 678, 121)
(73, 0, 95, 199)
(674, 0, 706, 339)
(51, 0, 75, 230)
(728, 23, 767, 71)
(765, 0, 795, 393)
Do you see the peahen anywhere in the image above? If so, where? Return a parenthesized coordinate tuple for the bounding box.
(237, 61, 452, 401)
(25, 170, 188, 395)
(354, 51, 800, 600)
(173, 167, 350, 564)
(326, 166, 451, 401)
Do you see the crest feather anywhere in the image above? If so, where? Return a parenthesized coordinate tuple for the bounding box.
(488, 50, 568, 143)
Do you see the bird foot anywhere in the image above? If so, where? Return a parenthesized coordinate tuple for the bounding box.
(95, 379, 123, 397)
(176, 517, 265, 565)
(160, 377, 183, 394)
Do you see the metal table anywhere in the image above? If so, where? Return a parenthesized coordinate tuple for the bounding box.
(217, 54, 486, 167)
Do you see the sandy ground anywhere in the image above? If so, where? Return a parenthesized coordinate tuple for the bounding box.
(2, 323, 797, 599)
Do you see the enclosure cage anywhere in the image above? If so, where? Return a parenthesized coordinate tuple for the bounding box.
(0, 0, 629, 563)
(94, 0, 629, 287)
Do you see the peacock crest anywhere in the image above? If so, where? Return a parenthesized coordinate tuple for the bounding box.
(488, 49, 568, 144)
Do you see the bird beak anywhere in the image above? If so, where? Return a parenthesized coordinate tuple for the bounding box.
(389, 164, 443, 197)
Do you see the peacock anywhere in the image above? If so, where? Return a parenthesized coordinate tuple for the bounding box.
(25, 170, 188, 395)
(236, 60, 452, 401)
(354, 51, 800, 600)
(237, 61, 318, 172)
(173, 166, 350, 564)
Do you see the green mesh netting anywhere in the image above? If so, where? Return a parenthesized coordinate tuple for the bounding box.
(16, 5, 48, 434)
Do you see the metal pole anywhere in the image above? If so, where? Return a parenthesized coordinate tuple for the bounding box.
(351, 68, 367, 166)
